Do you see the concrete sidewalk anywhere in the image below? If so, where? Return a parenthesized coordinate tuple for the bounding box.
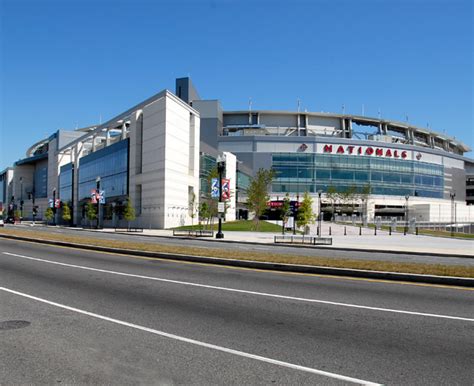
(13, 221, 473, 257)
(106, 222, 473, 257)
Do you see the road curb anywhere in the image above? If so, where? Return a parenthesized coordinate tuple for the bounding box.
(1, 233, 473, 287)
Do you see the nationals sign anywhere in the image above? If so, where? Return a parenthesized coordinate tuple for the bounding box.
(320, 144, 421, 161)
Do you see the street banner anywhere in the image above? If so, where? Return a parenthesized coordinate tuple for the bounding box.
(54, 199, 61, 208)
(211, 178, 219, 198)
(99, 190, 105, 204)
(90, 189, 97, 204)
(48, 199, 54, 208)
(221, 178, 230, 200)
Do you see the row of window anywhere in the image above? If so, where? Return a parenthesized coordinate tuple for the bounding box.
(275, 169, 443, 187)
(34, 167, 48, 198)
(271, 183, 443, 198)
(78, 173, 128, 201)
(78, 140, 128, 185)
(272, 153, 444, 176)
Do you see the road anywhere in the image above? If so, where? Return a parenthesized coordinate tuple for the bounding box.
(6, 225, 474, 266)
(1, 238, 473, 384)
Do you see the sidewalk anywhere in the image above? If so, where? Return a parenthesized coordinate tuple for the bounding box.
(106, 223, 473, 257)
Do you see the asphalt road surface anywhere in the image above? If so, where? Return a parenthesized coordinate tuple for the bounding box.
(1, 238, 473, 384)
(6, 225, 474, 266)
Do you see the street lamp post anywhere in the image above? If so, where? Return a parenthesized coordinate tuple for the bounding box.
(31, 188, 36, 226)
(216, 156, 225, 239)
(318, 190, 322, 237)
(19, 177, 23, 221)
(96, 177, 101, 229)
(52, 188, 57, 226)
(404, 195, 409, 235)
(450, 191, 456, 237)
(361, 198, 365, 226)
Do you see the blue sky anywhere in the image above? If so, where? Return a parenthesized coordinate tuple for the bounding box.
(1, 0, 472, 170)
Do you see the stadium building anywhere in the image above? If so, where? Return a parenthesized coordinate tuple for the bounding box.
(1, 77, 473, 227)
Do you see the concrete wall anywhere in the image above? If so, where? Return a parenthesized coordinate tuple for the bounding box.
(130, 93, 201, 229)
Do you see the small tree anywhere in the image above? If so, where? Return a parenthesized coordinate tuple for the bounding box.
(296, 192, 315, 232)
(62, 203, 71, 224)
(189, 191, 198, 227)
(199, 202, 210, 229)
(85, 201, 97, 227)
(246, 168, 275, 231)
(280, 192, 291, 234)
(358, 184, 371, 224)
(44, 207, 54, 225)
(123, 198, 136, 230)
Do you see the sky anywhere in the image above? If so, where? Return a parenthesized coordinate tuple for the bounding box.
(0, 0, 472, 170)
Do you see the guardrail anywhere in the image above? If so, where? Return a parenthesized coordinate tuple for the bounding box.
(274, 235, 332, 245)
(173, 229, 214, 237)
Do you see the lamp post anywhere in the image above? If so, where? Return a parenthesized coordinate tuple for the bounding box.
(318, 190, 322, 237)
(19, 177, 23, 221)
(404, 194, 409, 235)
(31, 188, 36, 226)
(52, 188, 57, 226)
(361, 198, 365, 226)
(450, 191, 456, 237)
(216, 155, 225, 239)
(96, 177, 101, 229)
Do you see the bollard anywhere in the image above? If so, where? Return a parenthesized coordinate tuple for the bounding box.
(389, 227, 391, 236)
(374, 226, 377, 236)
(329, 226, 332, 236)
(359, 226, 362, 236)
(404, 228, 406, 236)
(344, 226, 347, 236)
(317, 227, 319, 236)
(416, 227, 418, 235)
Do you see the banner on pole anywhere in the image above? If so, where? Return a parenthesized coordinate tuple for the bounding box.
(221, 178, 230, 200)
(211, 178, 219, 198)
(90, 189, 97, 204)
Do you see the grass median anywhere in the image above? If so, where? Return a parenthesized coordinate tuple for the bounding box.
(0, 227, 472, 278)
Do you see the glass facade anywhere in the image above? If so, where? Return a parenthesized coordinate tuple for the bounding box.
(272, 153, 444, 198)
(59, 163, 73, 203)
(199, 153, 216, 197)
(34, 167, 48, 198)
(78, 139, 129, 201)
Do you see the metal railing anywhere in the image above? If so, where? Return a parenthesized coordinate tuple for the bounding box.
(274, 235, 332, 245)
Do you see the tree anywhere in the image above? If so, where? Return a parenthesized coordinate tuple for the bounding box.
(296, 192, 315, 232)
(123, 198, 136, 230)
(280, 192, 291, 234)
(62, 203, 71, 224)
(357, 184, 371, 224)
(246, 168, 275, 231)
(199, 202, 210, 229)
(189, 191, 198, 227)
(44, 207, 54, 225)
(85, 201, 97, 227)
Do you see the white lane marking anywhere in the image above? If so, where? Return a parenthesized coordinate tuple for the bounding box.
(3, 251, 474, 322)
(0, 287, 379, 385)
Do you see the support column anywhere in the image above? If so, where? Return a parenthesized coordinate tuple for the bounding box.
(91, 135, 97, 152)
(121, 123, 127, 140)
(105, 129, 110, 146)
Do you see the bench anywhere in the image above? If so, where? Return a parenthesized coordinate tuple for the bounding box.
(114, 227, 144, 233)
(173, 229, 214, 237)
(274, 235, 332, 245)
